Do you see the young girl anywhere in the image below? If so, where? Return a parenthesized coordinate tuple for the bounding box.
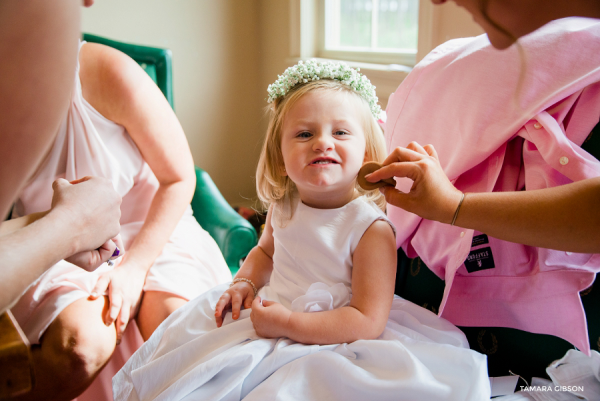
(113, 60, 490, 401)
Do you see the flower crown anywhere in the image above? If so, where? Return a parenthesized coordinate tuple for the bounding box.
(267, 59, 383, 119)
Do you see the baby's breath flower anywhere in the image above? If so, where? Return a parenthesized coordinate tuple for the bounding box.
(267, 59, 383, 119)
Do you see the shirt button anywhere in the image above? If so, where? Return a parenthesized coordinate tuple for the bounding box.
(533, 122, 542, 129)
(460, 231, 465, 237)
(559, 156, 569, 165)
(566, 252, 573, 256)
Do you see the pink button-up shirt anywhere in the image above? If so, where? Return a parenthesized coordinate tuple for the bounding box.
(385, 18, 600, 355)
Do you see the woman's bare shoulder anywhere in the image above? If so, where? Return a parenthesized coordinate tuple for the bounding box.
(78, 42, 147, 123)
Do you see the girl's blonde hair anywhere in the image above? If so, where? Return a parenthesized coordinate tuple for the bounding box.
(256, 79, 387, 215)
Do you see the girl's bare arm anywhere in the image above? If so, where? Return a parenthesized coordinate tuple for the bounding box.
(252, 219, 397, 344)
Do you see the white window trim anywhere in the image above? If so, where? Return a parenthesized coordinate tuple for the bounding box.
(319, 0, 418, 66)
(289, 0, 436, 108)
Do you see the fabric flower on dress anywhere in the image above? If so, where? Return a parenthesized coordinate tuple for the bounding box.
(290, 282, 351, 313)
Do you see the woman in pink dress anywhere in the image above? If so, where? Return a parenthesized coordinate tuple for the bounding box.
(9, 40, 232, 401)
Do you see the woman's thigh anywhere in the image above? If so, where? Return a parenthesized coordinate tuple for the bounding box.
(136, 291, 187, 341)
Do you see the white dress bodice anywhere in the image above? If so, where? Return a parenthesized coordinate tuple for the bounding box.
(266, 196, 393, 310)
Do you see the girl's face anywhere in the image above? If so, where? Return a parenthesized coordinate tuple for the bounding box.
(280, 90, 367, 209)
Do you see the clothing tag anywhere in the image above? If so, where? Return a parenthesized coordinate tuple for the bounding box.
(464, 246, 495, 273)
(489, 376, 518, 397)
(471, 234, 489, 247)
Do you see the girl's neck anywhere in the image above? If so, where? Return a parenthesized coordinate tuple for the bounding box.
(297, 186, 359, 210)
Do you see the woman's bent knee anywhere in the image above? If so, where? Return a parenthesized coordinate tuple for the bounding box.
(41, 296, 116, 380)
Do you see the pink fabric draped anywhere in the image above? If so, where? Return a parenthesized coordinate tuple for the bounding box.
(385, 18, 600, 354)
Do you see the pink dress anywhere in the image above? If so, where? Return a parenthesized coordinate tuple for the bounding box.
(385, 18, 600, 355)
(10, 42, 232, 400)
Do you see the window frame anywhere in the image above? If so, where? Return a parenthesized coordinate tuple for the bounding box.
(289, 0, 436, 109)
(317, 0, 419, 66)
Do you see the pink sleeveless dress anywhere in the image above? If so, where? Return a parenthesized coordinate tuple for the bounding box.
(10, 42, 232, 400)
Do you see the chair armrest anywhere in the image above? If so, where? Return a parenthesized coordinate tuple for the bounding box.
(191, 167, 257, 275)
(0, 311, 34, 398)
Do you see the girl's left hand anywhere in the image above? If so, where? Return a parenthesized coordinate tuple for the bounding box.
(89, 261, 148, 343)
(250, 296, 292, 338)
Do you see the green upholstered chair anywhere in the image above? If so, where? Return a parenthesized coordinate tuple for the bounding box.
(83, 33, 257, 274)
(396, 122, 600, 382)
(191, 167, 258, 274)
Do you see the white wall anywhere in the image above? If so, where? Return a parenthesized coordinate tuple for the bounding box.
(431, 1, 484, 48)
(82, 0, 263, 206)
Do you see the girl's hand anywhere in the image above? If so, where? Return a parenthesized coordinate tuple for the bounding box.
(214, 281, 255, 328)
(89, 260, 147, 344)
(365, 142, 463, 224)
(250, 297, 291, 338)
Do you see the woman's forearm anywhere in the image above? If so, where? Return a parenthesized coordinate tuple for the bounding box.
(0, 211, 49, 236)
(121, 179, 194, 272)
(0, 210, 80, 313)
(286, 306, 386, 345)
(455, 177, 600, 253)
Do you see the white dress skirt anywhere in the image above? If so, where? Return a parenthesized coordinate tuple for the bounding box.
(114, 197, 491, 401)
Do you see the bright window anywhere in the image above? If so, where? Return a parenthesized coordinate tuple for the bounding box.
(321, 0, 419, 66)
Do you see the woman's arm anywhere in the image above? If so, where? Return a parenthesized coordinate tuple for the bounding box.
(453, 178, 600, 253)
(215, 207, 276, 327)
(0, 211, 49, 236)
(367, 143, 600, 253)
(79, 43, 196, 335)
(0, 0, 82, 313)
(251, 219, 397, 344)
(0, 177, 121, 313)
(1, 210, 79, 314)
(0, 0, 80, 220)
